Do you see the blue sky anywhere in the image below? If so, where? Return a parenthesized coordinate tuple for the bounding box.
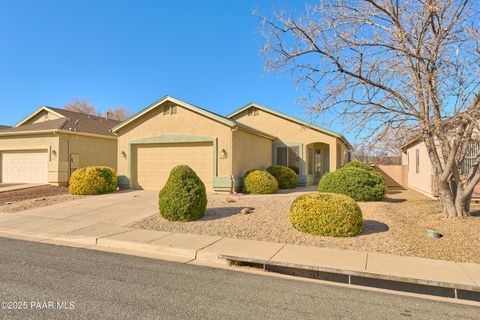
(0, 1, 350, 140)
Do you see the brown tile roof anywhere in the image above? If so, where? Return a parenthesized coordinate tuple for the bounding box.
(0, 108, 121, 137)
(0, 118, 67, 133)
(49, 107, 121, 136)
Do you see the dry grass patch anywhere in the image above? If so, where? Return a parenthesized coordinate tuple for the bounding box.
(130, 188, 480, 263)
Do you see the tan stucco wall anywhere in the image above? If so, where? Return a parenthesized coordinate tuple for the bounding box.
(57, 133, 117, 183)
(232, 128, 273, 178)
(23, 109, 63, 125)
(115, 101, 233, 188)
(375, 164, 407, 188)
(404, 141, 434, 195)
(0, 133, 117, 186)
(231, 108, 347, 180)
(0, 134, 61, 184)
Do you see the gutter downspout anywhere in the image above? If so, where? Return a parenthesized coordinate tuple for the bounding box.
(231, 125, 239, 193)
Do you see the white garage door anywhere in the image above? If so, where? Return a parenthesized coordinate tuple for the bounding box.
(1, 151, 48, 183)
(134, 142, 213, 190)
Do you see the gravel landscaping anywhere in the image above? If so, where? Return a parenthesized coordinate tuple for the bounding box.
(131, 188, 480, 264)
(0, 186, 85, 213)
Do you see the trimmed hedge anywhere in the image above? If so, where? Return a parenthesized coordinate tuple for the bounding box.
(288, 166, 300, 175)
(266, 165, 297, 189)
(290, 193, 363, 237)
(69, 166, 118, 195)
(343, 160, 374, 171)
(243, 169, 279, 194)
(159, 165, 207, 221)
(318, 167, 386, 201)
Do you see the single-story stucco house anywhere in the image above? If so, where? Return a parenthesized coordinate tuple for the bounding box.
(401, 138, 480, 198)
(113, 96, 352, 192)
(0, 107, 119, 185)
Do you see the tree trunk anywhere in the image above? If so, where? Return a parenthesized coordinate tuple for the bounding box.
(437, 181, 472, 218)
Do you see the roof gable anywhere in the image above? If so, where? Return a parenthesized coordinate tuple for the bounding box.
(16, 106, 65, 127)
(7, 106, 120, 137)
(113, 96, 236, 132)
(228, 102, 352, 149)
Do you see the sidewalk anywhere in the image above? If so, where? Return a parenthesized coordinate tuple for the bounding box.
(0, 210, 478, 302)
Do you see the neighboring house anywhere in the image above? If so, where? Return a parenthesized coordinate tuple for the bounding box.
(113, 96, 352, 192)
(401, 138, 480, 198)
(0, 107, 119, 185)
(0, 125, 10, 130)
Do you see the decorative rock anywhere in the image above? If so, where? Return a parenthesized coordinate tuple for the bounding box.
(241, 208, 252, 215)
(226, 197, 236, 203)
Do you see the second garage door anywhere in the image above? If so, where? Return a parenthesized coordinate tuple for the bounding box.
(134, 142, 214, 190)
(1, 151, 48, 183)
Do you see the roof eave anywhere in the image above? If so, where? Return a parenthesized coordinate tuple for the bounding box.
(235, 124, 277, 140)
(112, 95, 236, 133)
(0, 129, 117, 140)
(229, 102, 353, 149)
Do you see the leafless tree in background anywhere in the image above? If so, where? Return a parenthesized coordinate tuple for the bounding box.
(64, 98, 98, 115)
(104, 107, 132, 121)
(260, 0, 480, 218)
(64, 98, 131, 120)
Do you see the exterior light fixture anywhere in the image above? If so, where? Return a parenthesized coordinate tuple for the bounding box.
(220, 149, 228, 159)
(121, 151, 127, 159)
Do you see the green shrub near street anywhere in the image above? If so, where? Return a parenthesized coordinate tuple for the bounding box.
(290, 193, 363, 237)
(69, 166, 117, 195)
(159, 165, 207, 221)
(243, 169, 279, 194)
(318, 167, 386, 201)
(266, 165, 297, 189)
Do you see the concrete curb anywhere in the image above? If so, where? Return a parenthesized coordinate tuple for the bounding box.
(0, 222, 479, 302)
(218, 254, 480, 294)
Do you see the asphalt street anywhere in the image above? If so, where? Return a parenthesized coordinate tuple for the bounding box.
(0, 237, 477, 319)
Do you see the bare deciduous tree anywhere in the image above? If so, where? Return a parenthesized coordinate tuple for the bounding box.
(104, 107, 132, 121)
(260, 0, 480, 218)
(64, 98, 131, 120)
(64, 98, 98, 115)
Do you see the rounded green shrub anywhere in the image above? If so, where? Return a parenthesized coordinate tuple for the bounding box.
(266, 165, 297, 189)
(69, 166, 118, 195)
(243, 169, 279, 194)
(290, 193, 363, 237)
(159, 165, 207, 221)
(318, 167, 386, 201)
(343, 160, 374, 171)
(288, 166, 300, 175)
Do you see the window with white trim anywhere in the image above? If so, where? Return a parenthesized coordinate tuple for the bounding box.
(277, 146, 300, 173)
(415, 149, 419, 174)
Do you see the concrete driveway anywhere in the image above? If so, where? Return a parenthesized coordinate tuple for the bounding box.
(6, 190, 159, 226)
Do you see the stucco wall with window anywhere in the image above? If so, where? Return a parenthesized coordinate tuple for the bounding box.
(230, 107, 346, 184)
(405, 141, 434, 196)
